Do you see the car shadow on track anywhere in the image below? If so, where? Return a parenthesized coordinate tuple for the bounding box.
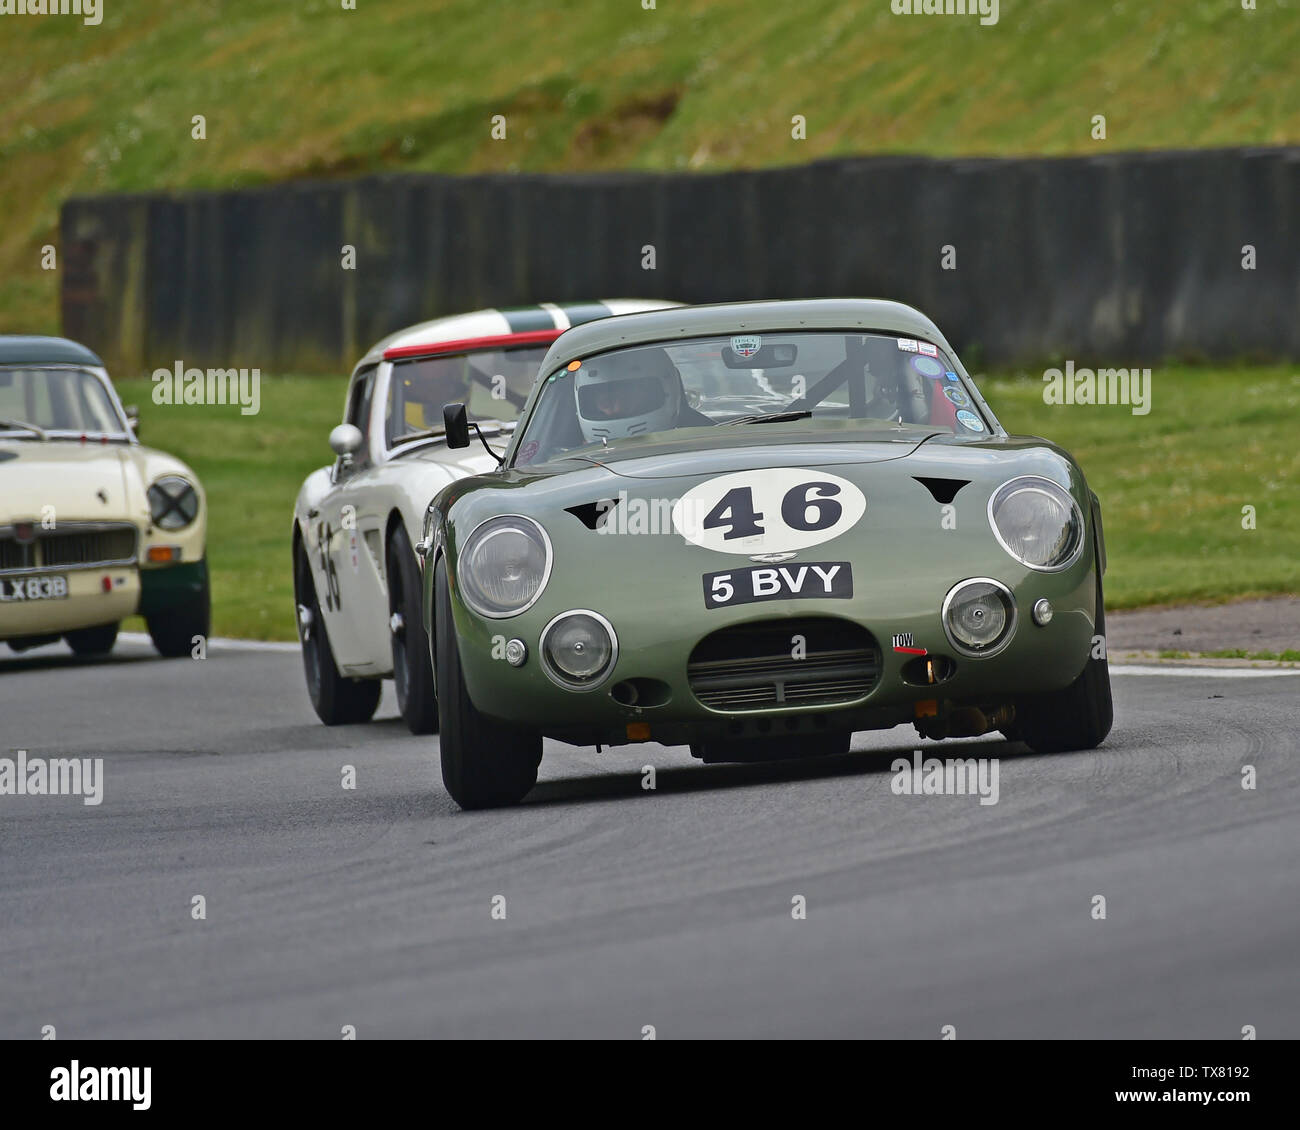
(520, 736, 1040, 808)
(0, 651, 157, 674)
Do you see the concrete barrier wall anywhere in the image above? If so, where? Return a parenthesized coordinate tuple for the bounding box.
(61, 148, 1300, 374)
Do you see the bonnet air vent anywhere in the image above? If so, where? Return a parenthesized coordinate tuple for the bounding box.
(564, 499, 621, 531)
(913, 477, 969, 504)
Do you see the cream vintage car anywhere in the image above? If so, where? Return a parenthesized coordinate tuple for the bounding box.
(0, 336, 209, 658)
(293, 300, 678, 732)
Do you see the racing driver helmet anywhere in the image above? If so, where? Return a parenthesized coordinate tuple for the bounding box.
(575, 347, 682, 443)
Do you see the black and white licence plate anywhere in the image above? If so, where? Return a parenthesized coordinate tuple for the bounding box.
(0, 575, 70, 602)
(703, 562, 853, 609)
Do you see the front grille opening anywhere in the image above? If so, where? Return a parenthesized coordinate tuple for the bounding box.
(0, 538, 33, 571)
(0, 524, 138, 574)
(40, 527, 137, 568)
(688, 617, 881, 712)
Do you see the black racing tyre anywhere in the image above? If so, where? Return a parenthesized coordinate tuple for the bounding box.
(145, 568, 211, 658)
(65, 622, 120, 657)
(434, 556, 541, 809)
(388, 524, 439, 734)
(1016, 557, 1113, 754)
(295, 542, 381, 725)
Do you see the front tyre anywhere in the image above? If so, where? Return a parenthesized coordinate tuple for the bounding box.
(65, 622, 119, 657)
(388, 524, 439, 734)
(295, 542, 381, 725)
(145, 567, 211, 658)
(1017, 558, 1113, 754)
(434, 557, 541, 809)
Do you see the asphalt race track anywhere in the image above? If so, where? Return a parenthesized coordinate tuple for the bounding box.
(2, 638, 1297, 1039)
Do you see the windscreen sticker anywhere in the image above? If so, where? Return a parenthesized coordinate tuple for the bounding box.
(910, 355, 944, 378)
(943, 387, 970, 407)
(896, 338, 919, 352)
(956, 409, 985, 432)
(730, 335, 762, 358)
(944, 370, 959, 381)
(918, 342, 939, 357)
(673, 468, 867, 555)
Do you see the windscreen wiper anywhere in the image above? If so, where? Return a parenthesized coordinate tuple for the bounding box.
(389, 426, 446, 447)
(0, 418, 48, 440)
(720, 410, 813, 427)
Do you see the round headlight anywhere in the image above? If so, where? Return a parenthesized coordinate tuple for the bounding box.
(988, 476, 1084, 571)
(458, 516, 552, 618)
(540, 610, 617, 690)
(942, 578, 1016, 657)
(148, 476, 199, 530)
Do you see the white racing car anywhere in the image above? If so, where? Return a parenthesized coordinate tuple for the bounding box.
(292, 300, 678, 731)
(1, 335, 209, 658)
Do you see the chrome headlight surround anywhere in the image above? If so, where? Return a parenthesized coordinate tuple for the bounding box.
(987, 475, 1085, 573)
(941, 577, 1017, 658)
(539, 609, 619, 691)
(457, 515, 553, 619)
(147, 475, 199, 530)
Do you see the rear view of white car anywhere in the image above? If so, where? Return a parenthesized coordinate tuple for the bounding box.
(292, 300, 679, 732)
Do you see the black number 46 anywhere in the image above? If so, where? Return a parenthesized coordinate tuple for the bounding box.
(703, 481, 842, 540)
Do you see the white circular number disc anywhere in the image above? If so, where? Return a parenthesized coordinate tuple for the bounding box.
(671, 468, 866, 555)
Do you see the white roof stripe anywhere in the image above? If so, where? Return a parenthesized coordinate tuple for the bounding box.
(540, 303, 570, 330)
(358, 300, 681, 369)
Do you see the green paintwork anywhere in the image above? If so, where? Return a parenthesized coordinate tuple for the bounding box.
(139, 559, 208, 616)
(421, 300, 1104, 749)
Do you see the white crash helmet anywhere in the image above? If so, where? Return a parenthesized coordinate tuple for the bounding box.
(574, 347, 681, 443)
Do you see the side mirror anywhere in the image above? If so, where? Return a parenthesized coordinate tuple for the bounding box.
(329, 423, 364, 459)
(124, 405, 140, 437)
(443, 402, 470, 449)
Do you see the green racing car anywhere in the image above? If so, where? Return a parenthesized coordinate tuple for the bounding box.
(419, 299, 1112, 808)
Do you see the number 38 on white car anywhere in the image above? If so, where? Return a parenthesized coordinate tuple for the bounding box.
(291, 301, 677, 731)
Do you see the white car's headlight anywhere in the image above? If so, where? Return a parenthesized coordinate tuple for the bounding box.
(458, 516, 552, 618)
(148, 476, 199, 530)
(988, 476, 1084, 571)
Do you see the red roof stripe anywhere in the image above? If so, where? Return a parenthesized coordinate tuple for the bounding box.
(383, 329, 562, 361)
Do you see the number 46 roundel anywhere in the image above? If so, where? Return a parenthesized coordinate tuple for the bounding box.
(671, 468, 866, 555)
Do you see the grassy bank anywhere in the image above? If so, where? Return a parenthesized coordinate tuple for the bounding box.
(115, 364, 1299, 641)
(3, 0, 1299, 334)
(982, 366, 1300, 609)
